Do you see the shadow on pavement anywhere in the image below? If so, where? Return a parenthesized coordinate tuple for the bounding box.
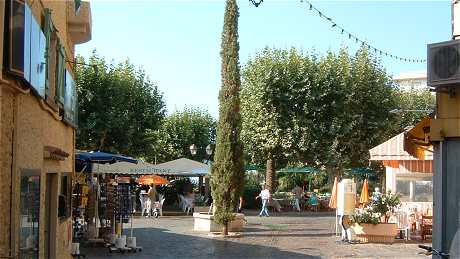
(81, 227, 321, 259)
(243, 210, 335, 218)
(243, 232, 336, 238)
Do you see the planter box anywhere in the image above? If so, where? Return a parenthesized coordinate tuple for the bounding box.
(193, 212, 244, 232)
(351, 223, 397, 244)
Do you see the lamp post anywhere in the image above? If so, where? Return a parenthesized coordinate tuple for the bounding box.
(190, 144, 214, 197)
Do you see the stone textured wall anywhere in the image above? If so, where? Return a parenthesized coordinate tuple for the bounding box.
(0, 0, 85, 258)
(0, 87, 15, 257)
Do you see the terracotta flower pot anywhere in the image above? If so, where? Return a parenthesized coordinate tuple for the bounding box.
(351, 223, 398, 244)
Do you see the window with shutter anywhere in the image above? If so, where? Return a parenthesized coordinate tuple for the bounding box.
(55, 44, 65, 105)
(64, 69, 77, 127)
(8, 0, 33, 79)
(44, 8, 54, 99)
(8, 1, 46, 97)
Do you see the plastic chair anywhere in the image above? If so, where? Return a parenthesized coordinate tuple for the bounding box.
(184, 197, 194, 215)
(159, 194, 165, 216)
(421, 215, 433, 240)
(177, 194, 186, 212)
(396, 211, 411, 240)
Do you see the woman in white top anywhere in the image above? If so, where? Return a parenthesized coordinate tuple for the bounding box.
(256, 186, 271, 217)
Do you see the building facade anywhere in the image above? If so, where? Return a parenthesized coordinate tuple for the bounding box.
(393, 71, 428, 91)
(0, 1, 91, 258)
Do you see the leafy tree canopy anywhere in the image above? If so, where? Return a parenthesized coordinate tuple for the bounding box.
(76, 50, 166, 157)
(145, 107, 216, 163)
(241, 46, 403, 175)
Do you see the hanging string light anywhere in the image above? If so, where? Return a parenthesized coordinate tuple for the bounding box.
(300, 0, 426, 63)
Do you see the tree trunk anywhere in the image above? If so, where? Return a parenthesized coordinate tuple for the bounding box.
(265, 157, 276, 193)
(222, 223, 229, 236)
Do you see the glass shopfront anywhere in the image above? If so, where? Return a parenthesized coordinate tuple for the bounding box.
(19, 170, 40, 259)
(395, 173, 433, 202)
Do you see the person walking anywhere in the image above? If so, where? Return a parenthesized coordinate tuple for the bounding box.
(256, 186, 271, 217)
(237, 196, 244, 213)
(291, 184, 303, 212)
(139, 190, 148, 216)
(147, 184, 158, 216)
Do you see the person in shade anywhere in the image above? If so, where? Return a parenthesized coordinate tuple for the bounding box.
(256, 185, 271, 217)
(291, 184, 303, 212)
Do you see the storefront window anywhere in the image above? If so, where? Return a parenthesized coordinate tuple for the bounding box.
(395, 174, 433, 202)
(19, 170, 40, 259)
(415, 180, 433, 202)
(396, 180, 411, 202)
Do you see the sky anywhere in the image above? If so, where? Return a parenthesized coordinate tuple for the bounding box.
(76, 0, 451, 118)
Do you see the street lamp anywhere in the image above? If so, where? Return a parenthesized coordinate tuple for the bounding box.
(189, 144, 198, 156)
(190, 144, 214, 198)
(249, 0, 263, 7)
(189, 144, 214, 160)
(205, 144, 213, 156)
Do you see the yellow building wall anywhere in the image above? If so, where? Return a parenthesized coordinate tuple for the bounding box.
(12, 94, 74, 259)
(0, 0, 90, 258)
(431, 92, 460, 140)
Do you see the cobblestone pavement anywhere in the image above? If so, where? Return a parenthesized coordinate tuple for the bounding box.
(82, 211, 430, 259)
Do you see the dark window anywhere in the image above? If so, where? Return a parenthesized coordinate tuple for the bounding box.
(8, 1, 46, 97)
(74, 0, 81, 13)
(19, 169, 40, 259)
(9, 0, 27, 75)
(59, 173, 72, 218)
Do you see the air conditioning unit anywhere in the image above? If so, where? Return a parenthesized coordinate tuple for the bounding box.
(428, 39, 460, 87)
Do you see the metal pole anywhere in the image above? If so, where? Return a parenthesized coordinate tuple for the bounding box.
(431, 2, 460, 257)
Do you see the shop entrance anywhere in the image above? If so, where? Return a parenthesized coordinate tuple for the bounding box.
(45, 173, 58, 259)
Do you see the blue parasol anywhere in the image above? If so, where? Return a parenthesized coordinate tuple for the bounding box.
(75, 151, 137, 172)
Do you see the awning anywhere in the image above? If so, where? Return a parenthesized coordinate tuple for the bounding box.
(94, 158, 210, 177)
(277, 167, 319, 174)
(369, 119, 433, 174)
(76, 151, 137, 164)
(404, 116, 433, 160)
(369, 132, 432, 161)
(154, 158, 210, 176)
(75, 151, 137, 172)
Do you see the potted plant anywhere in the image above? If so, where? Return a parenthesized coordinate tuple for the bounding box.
(350, 191, 401, 243)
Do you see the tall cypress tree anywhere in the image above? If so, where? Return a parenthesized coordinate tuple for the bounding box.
(211, 0, 245, 236)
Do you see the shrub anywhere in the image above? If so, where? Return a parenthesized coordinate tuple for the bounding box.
(351, 191, 401, 224)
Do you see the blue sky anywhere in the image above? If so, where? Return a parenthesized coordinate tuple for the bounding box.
(76, 0, 451, 118)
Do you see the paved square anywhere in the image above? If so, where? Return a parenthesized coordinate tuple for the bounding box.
(83, 211, 429, 258)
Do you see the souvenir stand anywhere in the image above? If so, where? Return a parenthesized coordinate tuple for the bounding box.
(105, 177, 142, 253)
(72, 151, 139, 255)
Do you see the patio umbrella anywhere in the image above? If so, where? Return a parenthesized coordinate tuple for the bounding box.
(138, 175, 169, 185)
(359, 179, 370, 204)
(328, 177, 339, 237)
(76, 151, 138, 172)
(328, 177, 338, 209)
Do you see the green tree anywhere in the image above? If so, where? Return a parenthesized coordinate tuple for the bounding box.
(145, 107, 216, 163)
(76, 51, 166, 157)
(241, 46, 398, 187)
(241, 48, 308, 192)
(391, 89, 435, 134)
(211, 0, 245, 236)
(339, 46, 398, 169)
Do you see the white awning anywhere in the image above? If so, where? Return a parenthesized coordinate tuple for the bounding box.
(93, 158, 209, 176)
